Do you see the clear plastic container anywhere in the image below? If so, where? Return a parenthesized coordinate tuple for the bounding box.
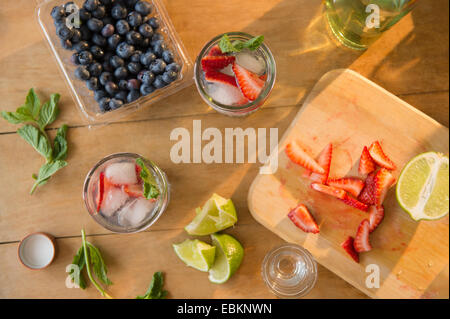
(36, 0, 193, 124)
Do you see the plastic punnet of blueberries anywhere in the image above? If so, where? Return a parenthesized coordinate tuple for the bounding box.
(51, 0, 181, 113)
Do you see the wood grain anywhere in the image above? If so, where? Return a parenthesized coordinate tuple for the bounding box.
(248, 69, 449, 299)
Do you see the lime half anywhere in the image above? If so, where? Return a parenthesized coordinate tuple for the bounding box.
(396, 152, 449, 221)
(208, 233, 244, 284)
(185, 194, 238, 236)
(173, 239, 216, 272)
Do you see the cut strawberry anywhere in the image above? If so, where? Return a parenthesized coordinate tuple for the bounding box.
(327, 177, 365, 198)
(123, 183, 144, 198)
(208, 45, 225, 56)
(368, 141, 396, 170)
(201, 55, 236, 72)
(341, 236, 359, 263)
(310, 143, 333, 184)
(374, 168, 396, 206)
(285, 141, 325, 174)
(95, 172, 105, 213)
(287, 204, 320, 234)
(340, 194, 369, 212)
(135, 164, 142, 183)
(311, 183, 347, 199)
(232, 63, 265, 101)
(354, 219, 372, 253)
(359, 146, 376, 175)
(358, 171, 377, 205)
(259, 74, 267, 81)
(369, 205, 385, 233)
(205, 70, 238, 87)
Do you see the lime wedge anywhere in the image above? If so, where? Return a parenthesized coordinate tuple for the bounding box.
(208, 233, 244, 284)
(173, 239, 216, 272)
(185, 194, 238, 236)
(396, 152, 449, 221)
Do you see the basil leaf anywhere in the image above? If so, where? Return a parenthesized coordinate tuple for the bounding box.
(38, 93, 60, 129)
(136, 158, 160, 199)
(53, 124, 68, 161)
(136, 272, 168, 299)
(70, 247, 87, 289)
(244, 35, 264, 50)
(17, 125, 53, 161)
(87, 242, 112, 286)
(25, 88, 41, 120)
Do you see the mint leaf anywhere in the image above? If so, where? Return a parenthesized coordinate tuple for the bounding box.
(1, 110, 33, 124)
(87, 242, 112, 286)
(243, 35, 264, 50)
(70, 247, 87, 289)
(136, 272, 168, 299)
(17, 125, 53, 161)
(219, 34, 264, 53)
(53, 124, 68, 161)
(219, 34, 240, 53)
(25, 88, 41, 120)
(38, 93, 60, 129)
(136, 158, 160, 199)
(30, 160, 67, 194)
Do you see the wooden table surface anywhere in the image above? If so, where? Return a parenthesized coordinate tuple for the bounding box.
(0, 0, 448, 299)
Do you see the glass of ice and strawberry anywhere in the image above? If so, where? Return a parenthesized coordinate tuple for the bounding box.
(83, 153, 170, 233)
(194, 32, 276, 116)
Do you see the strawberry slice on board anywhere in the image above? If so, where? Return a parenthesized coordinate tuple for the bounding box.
(354, 219, 372, 253)
(310, 183, 347, 200)
(358, 171, 377, 205)
(369, 205, 385, 233)
(341, 236, 359, 263)
(340, 194, 369, 212)
(205, 69, 238, 87)
(287, 204, 320, 234)
(285, 141, 325, 174)
(208, 45, 225, 56)
(359, 146, 376, 175)
(95, 172, 106, 213)
(374, 168, 396, 206)
(368, 141, 396, 170)
(309, 143, 333, 184)
(327, 177, 365, 198)
(201, 55, 236, 72)
(232, 63, 265, 101)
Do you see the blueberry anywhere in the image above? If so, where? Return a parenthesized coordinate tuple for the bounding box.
(127, 78, 141, 90)
(92, 5, 106, 18)
(139, 51, 156, 66)
(110, 55, 124, 68)
(89, 63, 103, 77)
(153, 75, 167, 89)
(141, 70, 154, 85)
(130, 50, 142, 63)
(87, 18, 103, 32)
(127, 90, 140, 103)
(92, 33, 107, 47)
(135, 1, 152, 16)
(139, 37, 150, 50)
(71, 29, 82, 43)
(149, 59, 166, 74)
(54, 17, 67, 28)
(101, 24, 115, 37)
(90, 45, 104, 59)
(51, 6, 65, 20)
(115, 20, 130, 35)
(108, 34, 122, 49)
(126, 31, 142, 45)
(70, 53, 80, 65)
(78, 50, 94, 65)
(162, 50, 174, 64)
(127, 11, 142, 27)
(94, 89, 107, 102)
(116, 42, 135, 59)
(99, 72, 113, 85)
(124, 0, 139, 8)
(105, 81, 119, 95)
(61, 39, 73, 50)
(73, 41, 90, 52)
(137, 70, 146, 82)
(79, 25, 92, 41)
(115, 90, 128, 101)
(166, 62, 181, 73)
(86, 77, 101, 90)
(109, 98, 124, 110)
(111, 4, 127, 19)
(118, 79, 129, 90)
(127, 62, 141, 74)
(114, 66, 128, 79)
(79, 8, 92, 21)
(99, 97, 111, 112)
(162, 70, 177, 84)
(151, 33, 164, 42)
(138, 23, 153, 38)
(83, 0, 100, 11)
(140, 84, 154, 96)
(57, 25, 74, 40)
(148, 17, 159, 30)
(152, 40, 167, 57)
(75, 66, 90, 80)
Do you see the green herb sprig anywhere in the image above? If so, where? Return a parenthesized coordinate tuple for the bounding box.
(1, 89, 69, 194)
(136, 271, 168, 299)
(136, 158, 160, 199)
(219, 34, 264, 54)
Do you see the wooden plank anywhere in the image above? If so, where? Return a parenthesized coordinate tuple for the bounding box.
(0, 0, 448, 133)
(0, 223, 367, 299)
(248, 69, 449, 299)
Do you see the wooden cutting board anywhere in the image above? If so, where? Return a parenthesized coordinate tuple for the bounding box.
(248, 69, 449, 299)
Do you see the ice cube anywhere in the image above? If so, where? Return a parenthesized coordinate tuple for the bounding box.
(220, 64, 234, 76)
(207, 82, 247, 106)
(105, 162, 137, 185)
(101, 187, 129, 217)
(235, 51, 266, 75)
(118, 198, 156, 227)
